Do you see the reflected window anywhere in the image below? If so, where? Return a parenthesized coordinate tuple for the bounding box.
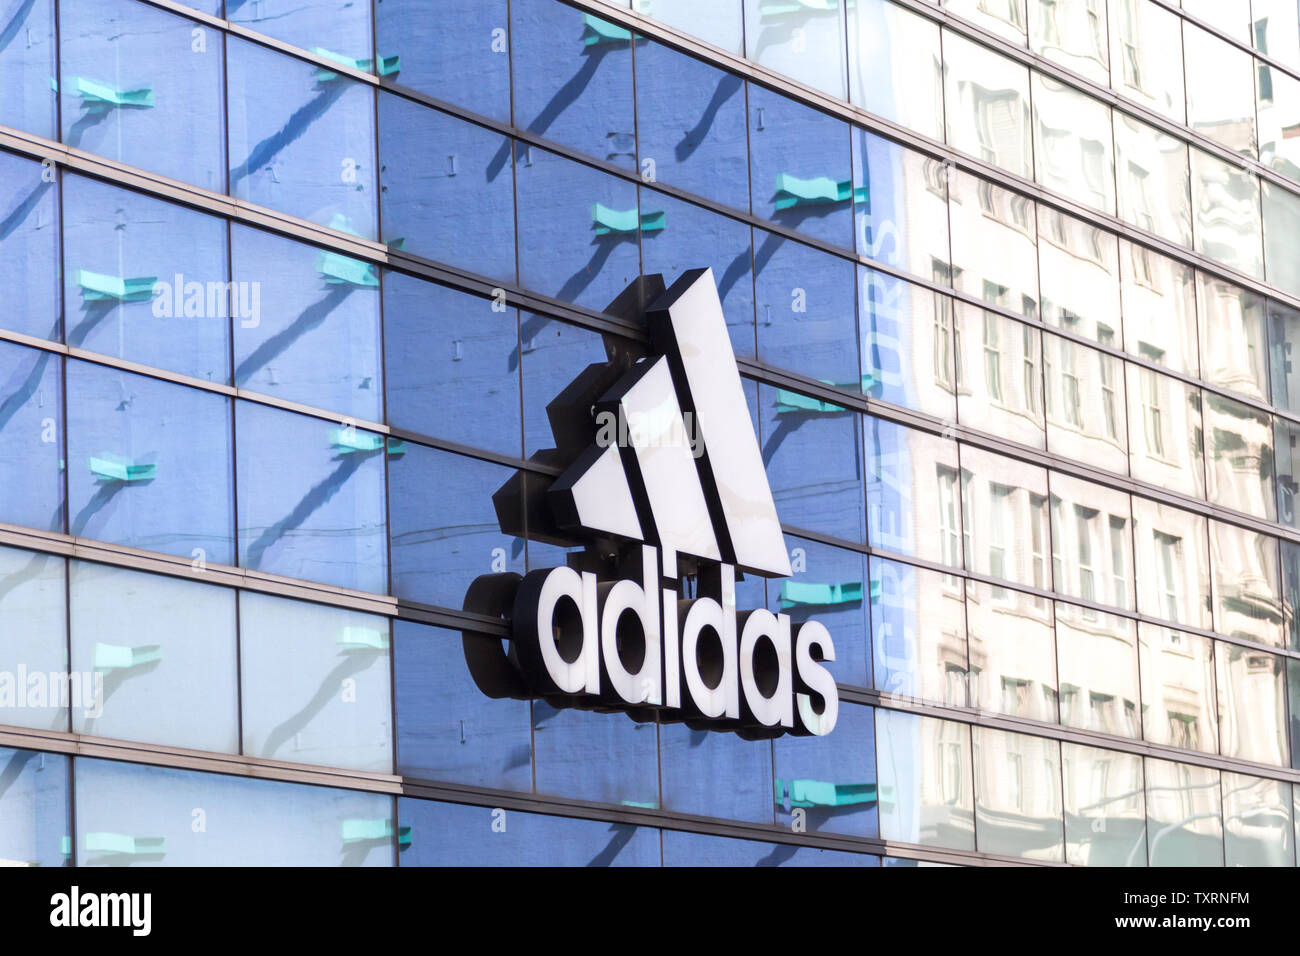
(949, 172, 1039, 322)
(1216, 643, 1287, 765)
(957, 305, 1045, 448)
(1113, 112, 1192, 247)
(943, 32, 1032, 179)
(866, 418, 961, 565)
(1208, 518, 1282, 648)
(871, 557, 968, 706)
(876, 710, 975, 851)
(1191, 147, 1263, 279)
(1049, 474, 1133, 610)
(1222, 772, 1293, 866)
(848, 0, 943, 140)
(1056, 604, 1140, 738)
(1063, 743, 1146, 865)
(973, 727, 1064, 861)
(1144, 757, 1223, 866)
(859, 266, 956, 421)
(1119, 239, 1198, 377)
(1126, 362, 1206, 499)
(1109, 0, 1185, 122)
(958, 446, 1049, 590)
(1204, 392, 1275, 521)
(744, 0, 848, 98)
(967, 581, 1057, 721)
(946, 0, 1027, 43)
(1139, 623, 1218, 752)
(1133, 499, 1211, 629)
(1032, 73, 1115, 213)
(1183, 21, 1257, 158)
(1029, 0, 1108, 84)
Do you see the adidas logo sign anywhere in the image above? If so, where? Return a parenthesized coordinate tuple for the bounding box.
(463, 269, 838, 738)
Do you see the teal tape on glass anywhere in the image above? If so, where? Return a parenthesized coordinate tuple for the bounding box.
(341, 819, 394, 843)
(68, 77, 154, 108)
(88, 456, 156, 483)
(779, 580, 864, 609)
(582, 14, 632, 46)
(337, 626, 390, 651)
(317, 251, 379, 287)
(92, 643, 162, 672)
(84, 833, 165, 856)
(775, 778, 876, 808)
(313, 48, 402, 82)
(774, 387, 847, 414)
(772, 173, 865, 211)
(592, 203, 665, 236)
(761, 0, 839, 17)
(329, 428, 384, 453)
(77, 270, 158, 303)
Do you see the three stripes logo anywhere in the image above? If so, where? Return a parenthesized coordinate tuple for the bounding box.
(462, 268, 838, 738)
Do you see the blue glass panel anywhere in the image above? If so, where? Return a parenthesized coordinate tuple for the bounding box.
(759, 384, 866, 543)
(63, 175, 230, 382)
(754, 230, 857, 384)
(511, 0, 635, 170)
(384, 274, 520, 456)
(394, 621, 533, 792)
(398, 799, 660, 866)
(59, 0, 224, 191)
(514, 146, 641, 310)
(774, 703, 877, 838)
(75, 757, 395, 866)
(231, 224, 381, 421)
(235, 401, 387, 592)
(374, 0, 511, 122)
(0, 339, 62, 532)
(635, 41, 748, 210)
(0, 0, 56, 139)
(532, 702, 659, 808)
(748, 85, 853, 248)
(227, 37, 377, 239)
(69, 561, 238, 754)
(67, 360, 234, 564)
(378, 94, 516, 282)
(519, 314, 610, 458)
(0, 748, 69, 867)
(0, 546, 66, 732)
(659, 724, 773, 823)
(743, 0, 848, 99)
(661, 828, 877, 865)
(388, 443, 525, 609)
(227, 0, 373, 66)
(240, 592, 392, 773)
(0, 151, 60, 341)
(640, 191, 755, 358)
(773, 534, 870, 688)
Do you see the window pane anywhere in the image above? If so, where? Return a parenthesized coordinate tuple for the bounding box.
(383, 274, 520, 457)
(59, 0, 224, 190)
(1258, 56, 1300, 184)
(1222, 772, 1293, 866)
(70, 561, 237, 753)
(1032, 72, 1115, 214)
(973, 727, 1064, 861)
(1197, 273, 1268, 402)
(943, 32, 1032, 180)
(773, 703, 877, 838)
(232, 225, 381, 422)
(512, 0, 635, 170)
(848, 0, 943, 140)
(399, 798, 659, 866)
(1119, 239, 1198, 377)
(1254, 0, 1300, 71)
(0, 0, 55, 139)
(1191, 147, 1263, 279)
(871, 557, 968, 706)
(650, 0, 744, 53)
(949, 172, 1039, 321)
(0, 339, 63, 532)
(945, 0, 1028, 44)
(0, 152, 59, 342)
(754, 232, 856, 385)
(514, 146, 641, 311)
(773, 535, 870, 687)
(1113, 111, 1192, 246)
(1144, 756, 1223, 866)
(1038, 209, 1121, 345)
(375, 0, 511, 122)
(519, 314, 616, 459)
(1204, 393, 1275, 521)
(1062, 743, 1146, 865)
(240, 591, 392, 773)
(235, 401, 387, 593)
(1044, 334, 1129, 476)
(760, 384, 865, 543)
(635, 42, 749, 211)
(0, 546, 66, 732)
(1269, 300, 1300, 415)
(1262, 180, 1300, 300)
(1183, 21, 1257, 158)
(1056, 603, 1140, 738)
(1216, 642, 1287, 765)
(748, 86, 853, 248)
(876, 710, 975, 850)
(389, 443, 525, 609)
(228, 0, 373, 66)
(394, 622, 533, 792)
(959, 445, 1050, 590)
(967, 580, 1057, 722)
(661, 724, 772, 823)
(1132, 499, 1211, 629)
(744, 0, 847, 98)
(67, 361, 234, 564)
(1209, 519, 1282, 647)
(378, 95, 516, 283)
(1125, 363, 1206, 499)
(1028, 0, 1109, 85)
(866, 417, 962, 566)
(853, 129, 952, 277)
(63, 175, 229, 382)
(75, 757, 394, 866)
(1109, 0, 1185, 121)
(956, 305, 1045, 448)
(859, 266, 956, 421)
(227, 37, 377, 239)
(1280, 420, 1300, 531)
(1139, 623, 1218, 752)
(662, 828, 877, 865)
(1049, 474, 1134, 610)
(533, 702, 658, 808)
(0, 748, 68, 868)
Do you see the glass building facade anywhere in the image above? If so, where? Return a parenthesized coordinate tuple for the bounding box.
(1, 0, 1300, 866)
